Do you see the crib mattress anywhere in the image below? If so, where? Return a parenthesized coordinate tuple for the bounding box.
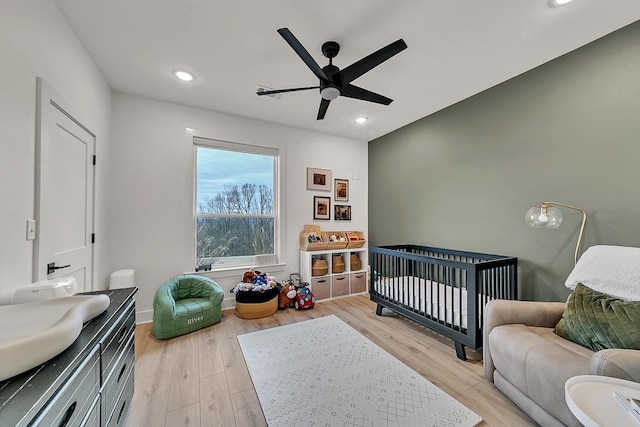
(374, 276, 471, 329)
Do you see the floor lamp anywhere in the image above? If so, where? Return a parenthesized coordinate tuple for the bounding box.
(525, 201, 587, 265)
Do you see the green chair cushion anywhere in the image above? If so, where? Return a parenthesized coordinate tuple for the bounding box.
(555, 283, 640, 352)
(153, 275, 224, 340)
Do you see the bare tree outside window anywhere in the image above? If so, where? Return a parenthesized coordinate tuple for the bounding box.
(195, 144, 277, 269)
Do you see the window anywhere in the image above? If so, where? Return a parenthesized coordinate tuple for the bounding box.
(194, 138, 278, 269)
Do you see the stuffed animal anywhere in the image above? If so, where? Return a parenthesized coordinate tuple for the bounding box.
(242, 269, 257, 283)
(231, 282, 255, 293)
(279, 283, 297, 309)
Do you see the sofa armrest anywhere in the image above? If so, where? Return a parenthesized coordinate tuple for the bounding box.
(153, 285, 177, 318)
(591, 349, 640, 382)
(483, 299, 566, 382)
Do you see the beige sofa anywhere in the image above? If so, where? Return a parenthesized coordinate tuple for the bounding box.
(484, 299, 640, 426)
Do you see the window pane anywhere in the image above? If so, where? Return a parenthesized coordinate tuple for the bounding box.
(196, 147, 273, 215)
(196, 217, 275, 266)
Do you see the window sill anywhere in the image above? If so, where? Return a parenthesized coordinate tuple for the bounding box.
(185, 262, 287, 280)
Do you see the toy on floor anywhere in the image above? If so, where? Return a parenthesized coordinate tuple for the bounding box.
(279, 283, 297, 309)
(294, 285, 315, 310)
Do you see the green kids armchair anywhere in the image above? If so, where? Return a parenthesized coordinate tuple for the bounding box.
(153, 275, 224, 340)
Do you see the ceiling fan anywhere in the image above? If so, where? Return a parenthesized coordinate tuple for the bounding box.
(257, 28, 407, 120)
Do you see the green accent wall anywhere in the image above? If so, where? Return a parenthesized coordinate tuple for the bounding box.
(369, 21, 640, 302)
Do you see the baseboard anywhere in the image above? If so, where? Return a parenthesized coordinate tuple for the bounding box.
(136, 309, 153, 324)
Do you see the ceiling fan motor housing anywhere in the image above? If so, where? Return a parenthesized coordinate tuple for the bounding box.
(320, 63, 341, 99)
(321, 41, 340, 59)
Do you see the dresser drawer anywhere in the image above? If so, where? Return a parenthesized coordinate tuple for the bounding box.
(79, 394, 100, 427)
(311, 277, 330, 300)
(331, 274, 349, 297)
(32, 345, 100, 427)
(102, 333, 134, 423)
(350, 272, 367, 293)
(106, 368, 134, 427)
(100, 300, 135, 380)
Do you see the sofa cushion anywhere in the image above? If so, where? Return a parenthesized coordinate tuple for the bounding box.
(555, 283, 640, 352)
(488, 324, 591, 426)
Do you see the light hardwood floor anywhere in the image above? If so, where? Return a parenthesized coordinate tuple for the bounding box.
(129, 294, 536, 427)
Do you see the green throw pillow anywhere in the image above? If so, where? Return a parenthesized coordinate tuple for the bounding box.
(555, 283, 640, 352)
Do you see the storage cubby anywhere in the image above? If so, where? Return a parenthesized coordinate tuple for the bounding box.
(300, 248, 368, 300)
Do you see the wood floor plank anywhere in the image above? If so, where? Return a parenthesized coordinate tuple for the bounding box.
(220, 315, 254, 395)
(166, 403, 201, 427)
(230, 389, 268, 427)
(128, 371, 171, 427)
(198, 324, 225, 379)
(128, 294, 536, 426)
(167, 331, 201, 412)
(199, 373, 236, 427)
(135, 322, 176, 379)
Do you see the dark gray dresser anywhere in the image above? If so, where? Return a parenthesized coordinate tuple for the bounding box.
(0, 287, 137, 427)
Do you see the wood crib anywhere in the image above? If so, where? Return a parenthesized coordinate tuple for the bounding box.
(369, 244, 518, 360)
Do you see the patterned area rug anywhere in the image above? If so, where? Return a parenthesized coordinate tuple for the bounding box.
(238, 315, 481, 427)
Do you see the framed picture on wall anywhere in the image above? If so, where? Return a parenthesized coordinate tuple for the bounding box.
(334, 179, 349, 201)
(334, 204, 351, 221)
(313, 196, 331, 220)
(307, 168, 332, 191)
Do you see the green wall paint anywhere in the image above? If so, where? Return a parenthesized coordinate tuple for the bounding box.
(369, 21, 640, 302)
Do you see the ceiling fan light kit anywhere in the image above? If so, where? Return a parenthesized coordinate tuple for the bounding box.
(256, 28, 407, 120)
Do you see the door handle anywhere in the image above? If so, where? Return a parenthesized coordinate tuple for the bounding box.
(47, 263, 71, 275)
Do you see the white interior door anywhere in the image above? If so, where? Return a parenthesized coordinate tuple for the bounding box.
(34, 78, 95, 291)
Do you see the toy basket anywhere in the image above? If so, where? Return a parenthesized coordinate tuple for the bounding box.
(312, 258, 328, 276)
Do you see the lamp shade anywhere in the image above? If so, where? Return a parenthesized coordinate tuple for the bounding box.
(525, 205, 563, 229)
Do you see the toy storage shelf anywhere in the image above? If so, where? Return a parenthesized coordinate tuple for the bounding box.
(300, 248, 368, 301)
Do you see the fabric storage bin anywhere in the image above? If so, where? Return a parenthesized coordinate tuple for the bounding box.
(331, 275, 349, 297)
(311, 277, 330, 300)
(351, 272, 366, 293)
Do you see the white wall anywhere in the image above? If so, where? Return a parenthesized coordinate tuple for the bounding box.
(0, 1, 112, 303)
(110, 93, 368, 321)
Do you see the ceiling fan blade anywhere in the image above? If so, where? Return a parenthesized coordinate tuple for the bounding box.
(277, 28, 330, 82)
(336, 39, 407, 85)
(340, 84, 393, 105)
(317, 98, 330, 120)
(256, 86, 319, 96)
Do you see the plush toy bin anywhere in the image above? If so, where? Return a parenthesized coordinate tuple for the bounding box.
(234, 286, 279, 319)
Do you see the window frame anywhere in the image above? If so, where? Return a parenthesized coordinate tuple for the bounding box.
(192, 136, 280, 270)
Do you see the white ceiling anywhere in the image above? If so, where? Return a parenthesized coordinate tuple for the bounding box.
(55, 0, 640, 141)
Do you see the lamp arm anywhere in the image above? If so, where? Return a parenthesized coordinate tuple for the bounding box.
(542, 201, 587, 265)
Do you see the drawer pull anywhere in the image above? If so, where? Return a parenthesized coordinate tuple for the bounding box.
(117, 363, 127, 383)
(317, 279, 327, 283)
(57, 401, 76, 427)
(355, 274, 364, 279)
(116, 399, 128, 425)
(117, 325, 128, 343)
(336, 277, 346, 281)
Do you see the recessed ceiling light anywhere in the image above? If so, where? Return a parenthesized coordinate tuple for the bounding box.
(174, 70, 194, 82)
(551, 0, 574, 6)
(355, 116, 368, 124)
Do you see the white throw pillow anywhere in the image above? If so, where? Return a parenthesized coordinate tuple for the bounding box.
(565, 245, 640, 301)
